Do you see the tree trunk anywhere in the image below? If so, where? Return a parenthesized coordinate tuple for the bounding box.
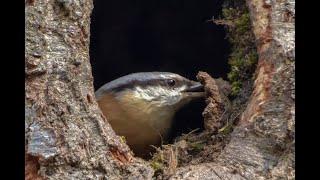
(167, 0, 295, 178)
(25, 0, 153, 179)
(25, 0, 294, 179)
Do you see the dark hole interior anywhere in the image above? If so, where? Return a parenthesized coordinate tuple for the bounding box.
(90, 0, 230, 147)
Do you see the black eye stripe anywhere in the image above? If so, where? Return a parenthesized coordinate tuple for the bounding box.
(98, 75, 183, 95)
(166, 79, 176, 86)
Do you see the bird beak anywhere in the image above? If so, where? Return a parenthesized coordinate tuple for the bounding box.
(182, 81, 205, 98)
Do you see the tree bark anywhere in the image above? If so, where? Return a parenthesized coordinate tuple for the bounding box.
(168, 0, 295, 179)
(25, 0, 294, 179)
(25, 0, 153, 179)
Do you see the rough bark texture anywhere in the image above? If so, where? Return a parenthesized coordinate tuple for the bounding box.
(197, 72, 232, 133)
(25, 0, 153, 179)
(168, 0, 295, 179)
(25, 0, 294, 179)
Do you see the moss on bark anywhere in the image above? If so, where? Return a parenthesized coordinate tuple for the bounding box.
(221, 0, 258, 96)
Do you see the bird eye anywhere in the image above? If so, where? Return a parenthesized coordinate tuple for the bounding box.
(166, 79, 175, 87)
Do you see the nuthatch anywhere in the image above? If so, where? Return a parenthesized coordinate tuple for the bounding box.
(95, 72, 204, 157)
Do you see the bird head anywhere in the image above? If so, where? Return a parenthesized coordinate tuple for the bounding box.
(95, 72, 204, 111)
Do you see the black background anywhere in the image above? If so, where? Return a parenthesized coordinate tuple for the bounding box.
(90, 0, 230, 138)
(90, 0, 230, 88)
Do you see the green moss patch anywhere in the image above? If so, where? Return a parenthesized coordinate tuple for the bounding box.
(215, 0, 258, 96)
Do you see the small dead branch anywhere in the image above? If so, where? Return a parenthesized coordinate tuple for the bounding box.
(206, 16, 235, 27)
